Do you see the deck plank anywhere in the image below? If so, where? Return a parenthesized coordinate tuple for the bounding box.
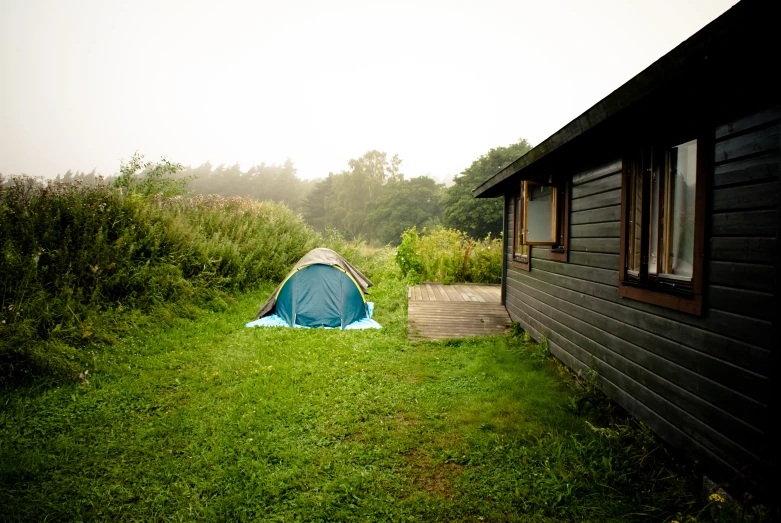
(433, 283, 450, 302)
(407, 284, 509, 341)
(445, 285, 464, 301)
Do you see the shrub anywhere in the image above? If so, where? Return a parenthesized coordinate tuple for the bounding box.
(394, 226, 502, 284)
(156, 194, 316, 289)
(0, 170, 316, 385)
(395, 227, 423, 281)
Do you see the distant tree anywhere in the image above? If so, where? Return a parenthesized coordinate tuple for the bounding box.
(302, 150, 404, 238)
(326, 170, 368, 237)
(246, 158, 305, 210)
(176, 158, 311, 211)
(83, 168, 98, 185)
(346, 150, 404, 201)
(114, 152, 186, 197)
(387, 153, 404, 184)
(441, 139, 532, 239)
(364, 176, 444, 245)
(216, 163, 243, 195)
(302, 174, 336, 231)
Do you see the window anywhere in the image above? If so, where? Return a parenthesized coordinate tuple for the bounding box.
(513, 191, 530, 270)
(619, 138, 706, 315)
(513, 179, 569, 270)
(525, 182, 558, 244)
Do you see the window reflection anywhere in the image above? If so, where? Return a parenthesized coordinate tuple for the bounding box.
(526, 184, 556, 243)
(662, 139, 697, 280)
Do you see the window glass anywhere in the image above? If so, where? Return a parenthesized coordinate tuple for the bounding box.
(628, 160, 643, 275)
(620, 137, 702, 314)
(526, 184, 556, 243)
(514, 195, 528, 259)
(662, 139, 697, 280)
(649, 162, 660, 275)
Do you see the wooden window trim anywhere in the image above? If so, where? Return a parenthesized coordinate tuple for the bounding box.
(618, 283, 703, 315)
(512, 186, 531, 271)
(549, 180, 569, 262)
(618, 136, 708, 316)
(512, 260, 531, 270)
(512, 179, 570, 268)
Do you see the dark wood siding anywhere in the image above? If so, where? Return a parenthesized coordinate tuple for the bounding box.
(504, 191, 514, 301)
(504, 106, 779, 473)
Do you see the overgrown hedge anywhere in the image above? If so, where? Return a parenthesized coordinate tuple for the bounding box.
(0, 174, 316, 385)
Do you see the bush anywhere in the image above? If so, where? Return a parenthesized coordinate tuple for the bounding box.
(157, 194, 316, 289)
(394, 226, 502, 284)
(0, 171, 316, 385)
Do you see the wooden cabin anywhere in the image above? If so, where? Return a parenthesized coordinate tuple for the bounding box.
(473, 0, 779, 487)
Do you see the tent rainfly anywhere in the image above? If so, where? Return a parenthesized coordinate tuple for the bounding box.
(247, 248, 379, 330)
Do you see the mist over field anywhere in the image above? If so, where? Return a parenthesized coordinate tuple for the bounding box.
(1, 0, 733, 182)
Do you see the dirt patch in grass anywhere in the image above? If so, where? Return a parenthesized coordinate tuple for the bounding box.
(393, 412, 420, 427)
(404, 451, 465, 499)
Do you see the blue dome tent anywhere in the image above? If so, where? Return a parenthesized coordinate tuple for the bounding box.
(246, 248, 380, 330)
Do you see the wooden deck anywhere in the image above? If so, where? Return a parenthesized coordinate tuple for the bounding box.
(407, 283, 511, 341)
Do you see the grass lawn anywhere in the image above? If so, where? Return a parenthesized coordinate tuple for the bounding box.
(1, 280, 701, 522)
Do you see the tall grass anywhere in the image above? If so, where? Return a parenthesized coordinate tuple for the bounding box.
(0, 174, 316, 385)
(318, 228, 401, 284)
(156, 194, 316, 289)
(396, 226, 502, 284)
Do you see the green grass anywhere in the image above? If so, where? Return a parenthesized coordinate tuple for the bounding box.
(1, 280, 708, 522)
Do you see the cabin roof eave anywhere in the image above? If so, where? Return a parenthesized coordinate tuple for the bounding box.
(471, 0, 761, 199)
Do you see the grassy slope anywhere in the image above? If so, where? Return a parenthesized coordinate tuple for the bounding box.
(0, 280, 699, 522)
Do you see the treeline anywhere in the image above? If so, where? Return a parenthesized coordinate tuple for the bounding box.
(19, 138, 532, 245)
(301, 151, 440, 245)
(174, 160, 319, 214)
(301, 139, 532, 244)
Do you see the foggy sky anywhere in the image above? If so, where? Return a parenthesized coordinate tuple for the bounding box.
(1, 0, 735, 182)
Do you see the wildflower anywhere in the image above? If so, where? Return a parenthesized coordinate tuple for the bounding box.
(709, 493, 725, 503)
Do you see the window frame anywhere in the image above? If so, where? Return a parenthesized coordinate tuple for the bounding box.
(549, 180, 569, 262)
(618, 135, 708, 316)
(512, 184, 531, 271)
(512, 179, 569, 270)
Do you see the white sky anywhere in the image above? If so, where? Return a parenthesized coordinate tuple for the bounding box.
(1, 0, 736, 182)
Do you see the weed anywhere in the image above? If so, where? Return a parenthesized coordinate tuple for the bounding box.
(395, 226, 502, 284)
